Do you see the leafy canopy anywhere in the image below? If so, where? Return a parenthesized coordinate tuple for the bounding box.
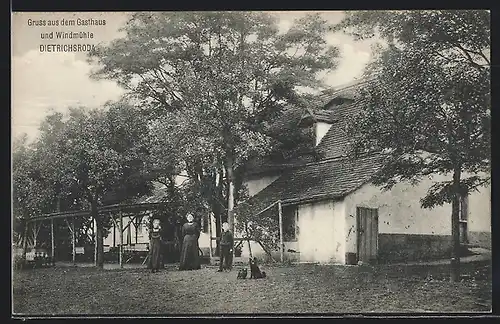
(89, 11, 339, 172)
(336, 10, 490, 208)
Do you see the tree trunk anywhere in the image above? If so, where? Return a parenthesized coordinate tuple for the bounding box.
(214, 209, 222, 256)
(450, 166, 462, 282)
(226, 156, 235, 233)
(92, 201, 104, 268)
(22, 219, 29, 260)
(211, 170, 224, 256)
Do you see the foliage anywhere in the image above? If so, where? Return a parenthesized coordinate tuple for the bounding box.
(12, 102, 155, 266)
(335, 10, 490, 207)
(88, 11, 339, 231)
(336, 10, 490, 281)
(53, 104, 153, 207)
(12, 120, 69, 247)
(234, 187, 281, 251)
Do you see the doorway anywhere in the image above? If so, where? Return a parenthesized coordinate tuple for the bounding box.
(356, 207, 379, 264)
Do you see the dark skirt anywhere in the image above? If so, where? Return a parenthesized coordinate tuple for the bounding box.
(150, 236, 162, 270)
(179, 234, 200, 270)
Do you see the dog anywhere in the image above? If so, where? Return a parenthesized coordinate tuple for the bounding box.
(249, 257, 266, 279)
(237, 268, 248, 279)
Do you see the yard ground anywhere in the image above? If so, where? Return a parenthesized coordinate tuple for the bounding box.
(12, 260, 491, 315)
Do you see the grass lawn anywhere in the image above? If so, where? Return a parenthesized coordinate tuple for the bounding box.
(12, 260, 491, 315)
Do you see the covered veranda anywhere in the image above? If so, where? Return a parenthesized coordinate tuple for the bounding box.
(21, 199, 291, 268)
(21, 202, 166, 268)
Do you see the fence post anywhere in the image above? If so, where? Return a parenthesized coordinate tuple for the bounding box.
(208, 212, 213, 260)
(93, 217, 97, 265)
(119, 211, 123, 268)
(72, 218, 76, 265)
(278, 200, 284, 263)
(22, 219, 29, 260)
(51, 219, 55, 261)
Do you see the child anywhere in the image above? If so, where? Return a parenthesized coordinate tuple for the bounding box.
(217, 222, 234, 272)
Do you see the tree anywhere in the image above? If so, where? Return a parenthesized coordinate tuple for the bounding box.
(18, 102, 154, 268)
(89, 12, 339, 233)
(13, 116, 72, 251)
(12, 134, 42, 247)
(335, 10, 490, 281)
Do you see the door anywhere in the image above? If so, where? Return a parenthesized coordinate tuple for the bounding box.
(356, 207, 379, 264)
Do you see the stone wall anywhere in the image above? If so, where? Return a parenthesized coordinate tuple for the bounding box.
(468, 231, 491, 249)
(377, 233, 451, 263)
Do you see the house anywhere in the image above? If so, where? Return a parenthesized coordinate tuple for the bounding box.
(103, 181, 215, 257)
(234, 79, 491, 265)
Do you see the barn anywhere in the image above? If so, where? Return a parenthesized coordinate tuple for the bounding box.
(235, 79, 491, 265)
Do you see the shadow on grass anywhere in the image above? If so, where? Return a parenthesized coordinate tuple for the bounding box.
(12, 260, 491, 315)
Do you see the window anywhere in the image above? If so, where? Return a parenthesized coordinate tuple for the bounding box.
(282, 205, 298, 242)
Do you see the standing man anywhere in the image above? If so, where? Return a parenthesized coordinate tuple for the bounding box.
(217, 222, 234, 272)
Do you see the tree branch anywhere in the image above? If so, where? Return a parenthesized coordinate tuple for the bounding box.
(452, 41, 488, 70)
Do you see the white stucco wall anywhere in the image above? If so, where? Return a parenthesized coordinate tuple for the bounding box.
(297, 199, 345, 264)
(467, 183, 491, 233)
(343, 172, 491, 254)
(198, 214, 216, 251)
(238, 173, 282, 259)
(315, 122, 333, 146)
(238, 235, 301, 261)
(238, 200, 345, 264)
(344, 174, 451, 254)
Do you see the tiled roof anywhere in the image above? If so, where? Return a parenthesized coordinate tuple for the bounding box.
(235, 78, 383, 217)
(301, 78, 372, 159)
(236, 153, 385, 216)
(315, 77, 372, 108)
(244, 153, 318, 177)
(245, 78, 374, 175)
(315, 97, 369, 159)
(134, 182, 169, 204)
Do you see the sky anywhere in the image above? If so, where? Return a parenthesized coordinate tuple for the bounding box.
(11, 11, 376, 142)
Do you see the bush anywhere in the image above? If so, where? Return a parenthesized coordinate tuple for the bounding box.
(13, 255, 25, 270)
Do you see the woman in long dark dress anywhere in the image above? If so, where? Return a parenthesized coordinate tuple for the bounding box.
(149, 219, 162, 273)
(179, 214, 201, 270)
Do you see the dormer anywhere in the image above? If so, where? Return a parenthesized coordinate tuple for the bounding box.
(298, 82, 362, 146)
(298, 109, 338, 147)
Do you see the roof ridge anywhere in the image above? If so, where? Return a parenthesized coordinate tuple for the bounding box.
(235, 152, 386, 216)
(320, 77, 373, 97)
(301, 152, 383, 168)
(270, 152, 382, 173)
